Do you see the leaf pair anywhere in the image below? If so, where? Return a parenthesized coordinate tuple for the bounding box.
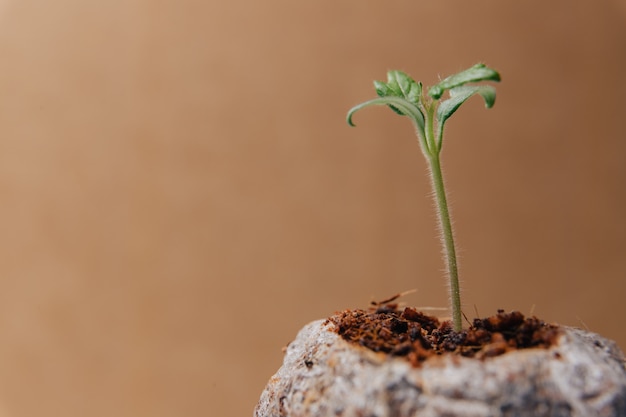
(375, 63, 499, 126)
(347, 63, 500, 156)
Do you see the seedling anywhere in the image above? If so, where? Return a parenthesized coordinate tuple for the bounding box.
(347, 63, 500, 332)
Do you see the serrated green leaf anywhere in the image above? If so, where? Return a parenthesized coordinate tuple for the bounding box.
(436, 85, 497, 128)
(428, 63, 500, 99)
(370, 71, 422, 117)
(389, 71, 422, 105)
(374, 71, 422, 106)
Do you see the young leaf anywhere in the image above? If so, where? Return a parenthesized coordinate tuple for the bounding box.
(428, 63, 500, 100)
(386, 71, 422, 106)
(436, 85, 497, 127)
(346, 96, 425, 132)
(373, 71, 423, 116)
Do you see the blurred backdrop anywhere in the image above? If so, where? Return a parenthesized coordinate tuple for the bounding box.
(0, 1, 625, 416)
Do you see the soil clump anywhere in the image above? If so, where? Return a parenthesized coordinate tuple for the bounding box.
(327, 306, 561, 366)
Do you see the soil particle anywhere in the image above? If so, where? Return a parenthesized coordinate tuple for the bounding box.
(327, 306, 561, 366)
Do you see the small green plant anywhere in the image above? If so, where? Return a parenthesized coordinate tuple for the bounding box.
(347, 63, 500, 332)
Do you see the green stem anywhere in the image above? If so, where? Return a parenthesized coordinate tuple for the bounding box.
(424, 105, 462, 332)
(428, 155, 462, 331)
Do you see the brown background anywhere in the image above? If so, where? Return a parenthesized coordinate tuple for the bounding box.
(0, 1, 625, 416)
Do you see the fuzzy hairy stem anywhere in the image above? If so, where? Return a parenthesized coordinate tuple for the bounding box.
(424, 104, 462, 332)
(427, 154, 461, 332)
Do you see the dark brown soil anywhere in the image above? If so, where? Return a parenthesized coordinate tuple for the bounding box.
(327, 305, 561, 367)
